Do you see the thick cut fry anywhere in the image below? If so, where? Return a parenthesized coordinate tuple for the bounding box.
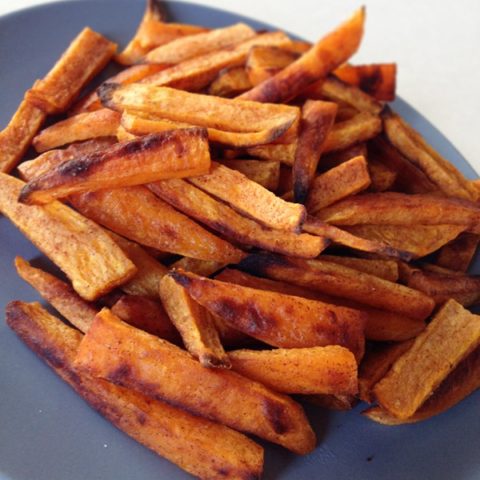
(0, 174, 135, 300)
(74, 308, 316, 454)
(26, 28, 116, 114)
(219, 159, 280, 191)
(20, 129, 210, 205)
(32, 109, 120, 153)
(145, 23, 255, 64)
(238, 253, 434, 320)
(293, 100, 337, 203)
(111, 295, 180, 342)
(140, 31, 292, 91)
(228, 346, 357, 395)
(69, 186, 244, 263)
(306, 156, 371, 213)
(239, 8, 365, 103)
(383, 109, 478, 201)
(6, 301, 263, 480)
(14, 257, 96, 333)
(0, 98, 46, 173)
(160, 275, 230, 368)
(374, 299, 480, 419)
(320, 255, 398, 282)
(247, 142, 297, 166)
(344, 224, 465, 258)
(364, 346, 480, 424)
(436, 233, 479, 272)
(208, 66, 252, 97)
(150, 179, 327, 258)
(170, 257, 227, 277)
(189, 162, 305, 231)
(334, 63, 396, 101)
(367, 157, 397, 192)
(169, 270, 366, 359)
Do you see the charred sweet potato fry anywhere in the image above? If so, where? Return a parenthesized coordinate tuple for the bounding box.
(0, 174, 135, 300)
(7, 301, 263, 479)
(436, 233, 479, 272)
(74, 308, 316, 454)
(145, 23, 255, 64)
(219, 159, 280, 191)
(69, 186, 244, 263)
(160, 275, 230, 368)
(208, 66, 253, 97)
(26, 28, 116, 114)
(168, 270, 366, 359)
(149, 179, 327, 258)
(374, 299, 480, 419)
(228, 346, 358, 395)
(293, 100, 337, 203)
(306, 156, 371, 213)
(239, 8, 365, 103)
(32, 109, 120, 152)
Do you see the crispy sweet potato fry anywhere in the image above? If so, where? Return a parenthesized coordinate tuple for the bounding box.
(0, 98, 46, 173)
(208, 66, 252, 97)
(189, 162, 305, 231)
(334, 63, 396, 101)
(145, 23, 255, 64)
(20, 129, 210, 205)
(320, 255, 398, 282)
(0, 174, 135, 300)
(150, 179, 327, 258)
(169, 270, 366, 359)
(69, 186, 244, 263)
(238, 253, 434, 320)
(247, 142, 297, 166)
(436, 233, 479, 272)
(7, 301, 263, 479)
(367, 157, 397, 192)
(228, 346, 357, 395)
(306, 156, 371, 213)
(26, 28, 116, 114)
(74, 308, 316, 454)
(293, 100, 337, 203)
(239, 8, 365, 103)
(374, 299, 480, 419)
(160, 275, 230, 368)
(219, 159, 280, 191)
(14, 257, 96, 333)
(170, 257, 227, 277)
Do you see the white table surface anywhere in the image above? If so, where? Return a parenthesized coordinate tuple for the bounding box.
(1, 0, 479, 175)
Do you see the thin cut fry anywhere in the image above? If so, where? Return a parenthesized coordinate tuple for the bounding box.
(219, 159, 280, 191)
(436, 233, 479, 272)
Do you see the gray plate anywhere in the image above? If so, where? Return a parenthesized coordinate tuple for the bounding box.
(0, 1, 479, 479)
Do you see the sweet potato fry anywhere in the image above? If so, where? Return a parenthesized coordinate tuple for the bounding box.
(14, 257, 96, 333)
(367, 157, 397, 192)
(247, 142, 297, 166)
(6, 301, 263, 479)
(238, 252, 435, 320)
(32, 109, 120, 153)
(320, 255, 398, 282)
(374, 299, 480, 419)
(26, 28, 116, 114)
(319, 142, 367, 171)
(170, 257, 227, 277)
(302, 394, 358, 411)
(219, 159, 280, 191)
(334, 63, 397, 101)
(149, 179, 327, 258)
(145, 23, 255, 64)
(0, 174, 135, 300)
(69, 186, 244, 263)
(436, 233, 479, 272)
(228, 346, 357, 395)
(239, 8, 365, 103)
(208, 66, 252, 97)
(160, 275, 230, 368)
(293, 100, 337, 203)
(189, 162, 305, 231)
(169, 270, 366, 359)
(0, 98, 46, 173)
(306, 156, 371, 213)
(20, 129, 210, 205)
(74, 308, 316, 454)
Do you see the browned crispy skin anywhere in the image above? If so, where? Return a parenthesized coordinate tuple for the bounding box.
(69, 186, 245, 263)
(436, 233, 480, 272)
(74, 308, 316, 454)
(20, 129, 211, 205)
(374, 299, 480, 419)
(208, 66, 253, 97)
(219, 159, 280, 191)
(239, 8, 365, 103)
(293, 100, 337, 203)
(159, 275, 230, 368)
(149, 179, 327, 258)
(26, 28, 116, 114)
(169, 269, 366, 360)
(6, 301, 264, 479)
(0, 174, 136, 301)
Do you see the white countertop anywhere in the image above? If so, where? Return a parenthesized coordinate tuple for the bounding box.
(1, 0, 479, 175)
